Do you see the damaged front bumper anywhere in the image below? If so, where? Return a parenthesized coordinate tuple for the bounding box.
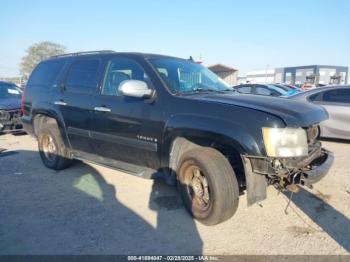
(242, 143, 333, 206)
(301, 149, 333, 187)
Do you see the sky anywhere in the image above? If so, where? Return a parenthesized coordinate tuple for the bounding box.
(0, 0, 349, 77)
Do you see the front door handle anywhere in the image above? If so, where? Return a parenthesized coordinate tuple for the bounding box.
(54, 100, 67, 106)
(94, 106, 111, 112)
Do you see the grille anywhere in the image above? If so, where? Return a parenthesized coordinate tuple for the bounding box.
(0, 109, 22, 124)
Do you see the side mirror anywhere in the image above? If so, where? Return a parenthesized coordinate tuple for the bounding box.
(119, 80, 153, 98)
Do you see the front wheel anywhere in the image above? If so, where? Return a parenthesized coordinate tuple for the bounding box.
(177, 147, 239, 225)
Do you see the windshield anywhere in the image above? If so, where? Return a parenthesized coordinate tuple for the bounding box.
(0, 83, 22, 99)
(148, 58, 233, 94)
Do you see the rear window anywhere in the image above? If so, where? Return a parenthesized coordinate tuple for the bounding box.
(27, 60, 65, 87)
(65, 59, 100, 94)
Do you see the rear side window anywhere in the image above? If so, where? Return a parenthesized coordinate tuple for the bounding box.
(323, 89, 350, 103)
(65, 59, 100, 94)
(256, 86, 272, 96)
(27, 60, 65, 87)
(237, 86, 252, 94)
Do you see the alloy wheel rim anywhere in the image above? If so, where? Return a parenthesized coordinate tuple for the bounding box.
(42, 134, 57, 162)
(183, 164, 210, 211)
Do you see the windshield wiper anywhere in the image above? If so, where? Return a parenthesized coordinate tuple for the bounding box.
(175, 87, 235, 96)
(192, 87, 225, 93)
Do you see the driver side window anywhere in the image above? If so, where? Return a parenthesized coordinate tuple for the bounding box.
(102, 58, 150, 96)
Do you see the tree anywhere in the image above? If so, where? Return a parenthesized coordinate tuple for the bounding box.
(20, 41, 66, 77)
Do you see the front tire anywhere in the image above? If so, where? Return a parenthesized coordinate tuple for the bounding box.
(37, 122, 72, 170)
(177, 147, 239, 225)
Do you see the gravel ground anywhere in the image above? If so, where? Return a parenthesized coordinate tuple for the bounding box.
(0, 134, 349, 255)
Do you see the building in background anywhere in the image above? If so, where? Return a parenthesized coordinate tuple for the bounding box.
(208, 64, 238, 86)
(275, 65, 348, 86)
(245, 69, 275, 84)
(240, 65, 348, 86)
(237, 76, 247, 85)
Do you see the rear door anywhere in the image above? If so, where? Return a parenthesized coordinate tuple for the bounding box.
(90, 57, 161, 169)
(55, 57, 103, 153)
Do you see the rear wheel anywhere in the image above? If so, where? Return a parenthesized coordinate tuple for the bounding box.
(37, 122, 72, 170)
(177, 147, 239, 225)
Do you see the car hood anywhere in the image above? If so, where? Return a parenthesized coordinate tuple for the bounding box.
(0, 97, 21, 110)
(187, 93, 328, 127)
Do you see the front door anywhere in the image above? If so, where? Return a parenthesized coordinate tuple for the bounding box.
(90, 57, 162, 169)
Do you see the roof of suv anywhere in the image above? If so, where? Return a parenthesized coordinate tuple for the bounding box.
(46, 50, 182, 62)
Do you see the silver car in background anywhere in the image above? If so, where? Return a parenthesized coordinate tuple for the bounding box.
(290, 86, 350, 140)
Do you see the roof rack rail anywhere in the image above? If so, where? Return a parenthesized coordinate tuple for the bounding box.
(50, 50, 115, 58)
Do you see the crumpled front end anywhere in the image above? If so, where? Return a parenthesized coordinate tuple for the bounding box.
(242, 125, 334, 206)
(0, 109, 23, 133)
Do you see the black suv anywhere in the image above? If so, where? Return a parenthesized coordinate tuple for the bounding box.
(22, 51, 333, 225)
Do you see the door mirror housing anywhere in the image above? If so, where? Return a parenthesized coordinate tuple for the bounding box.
(119, 80, 153, 98)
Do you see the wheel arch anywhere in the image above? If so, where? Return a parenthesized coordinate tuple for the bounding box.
(32, 109, 70, 148)
(162, 130, 247, 187)
(161, 114, 267, 205)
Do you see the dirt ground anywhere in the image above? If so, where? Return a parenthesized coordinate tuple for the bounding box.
(0, 134, 349, 255)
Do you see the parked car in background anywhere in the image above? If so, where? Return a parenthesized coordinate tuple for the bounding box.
(0, 81, 23, 134)
(300, 83, 316, 90)
(274, 83, 300, 91)
(234, 83, 299, 97)
(289, 86, 350, 140)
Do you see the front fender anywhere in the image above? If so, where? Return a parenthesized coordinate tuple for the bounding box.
(161, 114, 262, 167)
(161, 113, 275, 206)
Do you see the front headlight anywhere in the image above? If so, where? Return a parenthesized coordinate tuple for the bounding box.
(262, 127, 308, 157)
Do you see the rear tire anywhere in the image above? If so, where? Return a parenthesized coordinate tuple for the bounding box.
(37, 122, 72, 170)
(177, 147, 239, 225)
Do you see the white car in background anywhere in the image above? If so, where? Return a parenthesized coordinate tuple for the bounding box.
(289, 86, 350, 140)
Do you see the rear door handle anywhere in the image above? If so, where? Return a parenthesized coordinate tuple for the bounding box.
(54, 101, 67, 106)
(94, 106, 111, 112)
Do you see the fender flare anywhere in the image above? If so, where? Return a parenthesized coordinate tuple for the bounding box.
(31, 102, 71, 148)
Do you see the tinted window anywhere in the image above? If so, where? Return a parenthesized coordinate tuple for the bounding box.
(66, 59, 100, 94)
(323, 89, 350, 103)
(256, 86, 272, 96)
(102, 58, 150, 96)
(308, 92, 323, 102)
(237, 86, 252, 94)
(27, 60, 65, 87)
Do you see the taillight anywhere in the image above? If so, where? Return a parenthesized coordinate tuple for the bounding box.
(21, 88, 26, 115)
